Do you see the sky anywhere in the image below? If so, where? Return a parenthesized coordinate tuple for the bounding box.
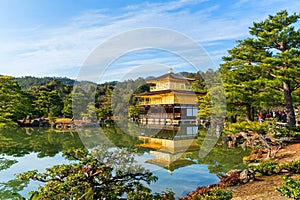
(0, 0, 299, 82)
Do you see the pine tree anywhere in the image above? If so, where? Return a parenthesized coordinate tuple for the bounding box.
(221, 10, 300, 125)
(0, 76, 29, 127)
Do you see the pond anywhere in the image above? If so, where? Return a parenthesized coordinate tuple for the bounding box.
(0, 124, 249, 199)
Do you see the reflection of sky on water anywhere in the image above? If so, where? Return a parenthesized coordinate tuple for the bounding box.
(151, 164, 219, 197)
(0, 153, 69, 198)
(135, 152, 219, 197)
(1, 151, 219, 198)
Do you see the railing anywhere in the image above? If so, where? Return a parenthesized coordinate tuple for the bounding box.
(139, 113, 181, 119)
(139, 100, 175, 105)
(149, 85, 192, 91)
(140, 101, 151, 105)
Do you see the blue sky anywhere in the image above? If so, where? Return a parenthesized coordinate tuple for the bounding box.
(0, 0, 299, 82)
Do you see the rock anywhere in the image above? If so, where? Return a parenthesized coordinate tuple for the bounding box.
(222, 135, 238, 147)
(239, 169, 255, 183)
(32, 119, 39, 127)
(226, 169, 242, 177)
(247, 162, 260, 167)
(240, 132, 249, 138)
(222, 135, 232, 144)
(224, 169, 255, 185)
(236, 135, 245, 144)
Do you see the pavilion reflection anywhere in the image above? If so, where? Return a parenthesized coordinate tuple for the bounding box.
(137, 125, 200, 172)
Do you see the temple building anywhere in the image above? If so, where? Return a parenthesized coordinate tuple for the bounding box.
(136, 68, 205, 125)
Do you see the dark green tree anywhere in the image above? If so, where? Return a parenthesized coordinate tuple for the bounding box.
(62, 93, 73, 118)
(33, 89, 62, 117)
(96, 85, 113, 120)
(17, 148, 173, 199)
(0, 76, 29, 127)
(29, 79, 72, 118)
(221, 10, 300, 125)
(220, 40, 278, 121)
(197, 93, 212, 119)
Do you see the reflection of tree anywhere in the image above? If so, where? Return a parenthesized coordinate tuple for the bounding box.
(64, 124, 145, 154)
(0, 157, 29, 200)
(0, 157, 17, 171)
(0, 178, 29, 200)
(0, 128, 84, 157)
(101, 124, 142, 148)
(197, 146, 250, 175)
(196, 130, 250, 174)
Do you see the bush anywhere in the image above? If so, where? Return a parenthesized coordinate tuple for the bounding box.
(249, 161, 280, 176)
(249, 160, 300, 176)
(196, 188, 233, 200)
(222, 121, 270, 135)
(281, 160, 300, 174)
(273, 125, 300, 138)
(276, 177, 300, 200)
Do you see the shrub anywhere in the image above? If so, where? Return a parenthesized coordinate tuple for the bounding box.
(222, 121, 270, 135)
(281, 160, 300, 174)
(249, 160, 300, 176)
(273, 125, 300, 138)
(249, 161, 280, 176)
(196, 188, 233, 200)
(276, 177, 300, 200)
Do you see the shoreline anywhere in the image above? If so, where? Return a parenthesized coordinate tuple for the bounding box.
(182, 140, 300, 199)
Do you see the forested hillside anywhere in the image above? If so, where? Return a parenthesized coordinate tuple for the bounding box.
(15, 76, 75, 90)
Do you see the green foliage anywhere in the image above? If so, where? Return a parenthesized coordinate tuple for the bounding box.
(15, 76, 74, 90)
(0, 76, 30, 128)
(30, 79, 71, 117)
(222, 121, 270, 135)
(249, 161, 280, 176)
(0, 157, 29, 200)
(250, 160, 300, 176)
(196, 188, 233, 200)
(273, 125, 300, 138)
(95, 84, 113, 120)
(0, 178, 29, 200)
(128, 104, 139, 118)
(220, 10, 300, 124)
(281, 160, 300, 174)
(111, 78, 148, 119)
(17, 147, 173, 199)
(62, 93, 73, 117)
(198, 94, 212, 119)
(276, 177, 300, 200)
(0, 157, 17, 171)
(0, 128, 84, 157)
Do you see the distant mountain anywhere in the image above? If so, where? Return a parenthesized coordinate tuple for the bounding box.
(15, 76, 75, 89)
(14, 76, 120, 90)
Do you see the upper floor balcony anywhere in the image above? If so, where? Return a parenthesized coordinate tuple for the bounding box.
(150, 82, 191, 92)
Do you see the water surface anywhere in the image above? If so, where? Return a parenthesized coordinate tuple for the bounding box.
(0, 125, 249, 199)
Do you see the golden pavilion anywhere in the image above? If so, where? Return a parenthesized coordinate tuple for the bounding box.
(136, 68, 205, 125)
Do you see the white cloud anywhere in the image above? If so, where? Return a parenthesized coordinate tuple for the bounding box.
(0, 0, 299, 81)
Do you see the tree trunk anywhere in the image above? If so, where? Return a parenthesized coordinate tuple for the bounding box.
(283, 81, 296, 125)
(245, 104, 253, 121)
(229, 115, 237, 123)
(251, 106, 255, 121)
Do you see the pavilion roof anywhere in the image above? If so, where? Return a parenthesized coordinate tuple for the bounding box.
(146, 72, 196, 83)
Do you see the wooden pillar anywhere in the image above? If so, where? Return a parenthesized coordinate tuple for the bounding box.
(173, 105, 175, 119)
